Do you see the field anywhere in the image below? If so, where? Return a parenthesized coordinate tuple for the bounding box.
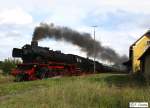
(0, 73, 150, 108)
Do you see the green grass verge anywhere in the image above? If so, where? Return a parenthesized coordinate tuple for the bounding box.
(0, 73, 150, 108)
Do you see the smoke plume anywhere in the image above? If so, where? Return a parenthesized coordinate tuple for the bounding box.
(32, 23, 128, 64)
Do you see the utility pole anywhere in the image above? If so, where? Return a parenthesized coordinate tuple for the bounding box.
(91, 25, 98, 73)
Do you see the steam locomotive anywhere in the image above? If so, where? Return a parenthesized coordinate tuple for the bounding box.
(11, 41, 108, 81)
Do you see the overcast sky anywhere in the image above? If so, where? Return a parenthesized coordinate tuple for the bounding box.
(0, 0, 150, 61)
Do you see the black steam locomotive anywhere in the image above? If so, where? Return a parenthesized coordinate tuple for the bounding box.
(11, 41, 107, 81)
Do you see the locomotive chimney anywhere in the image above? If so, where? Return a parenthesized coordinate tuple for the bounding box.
(31, 40, 38, 47)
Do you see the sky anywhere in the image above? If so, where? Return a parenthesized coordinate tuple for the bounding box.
(0, 0, 150, 61)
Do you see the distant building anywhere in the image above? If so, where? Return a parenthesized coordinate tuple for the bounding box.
(124, 30, 150, 73)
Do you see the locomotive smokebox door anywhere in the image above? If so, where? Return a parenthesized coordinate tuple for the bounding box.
(12, 48, 23, 57)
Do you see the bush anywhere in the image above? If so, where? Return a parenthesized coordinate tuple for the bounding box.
(0, 58, 21, 75)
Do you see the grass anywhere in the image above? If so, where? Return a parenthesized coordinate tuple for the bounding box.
(0, 73, 150, 108)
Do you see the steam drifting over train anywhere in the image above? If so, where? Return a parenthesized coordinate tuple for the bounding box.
(33, 23, 128, 64)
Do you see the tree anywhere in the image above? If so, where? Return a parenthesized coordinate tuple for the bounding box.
(0, 58, 21, 75)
